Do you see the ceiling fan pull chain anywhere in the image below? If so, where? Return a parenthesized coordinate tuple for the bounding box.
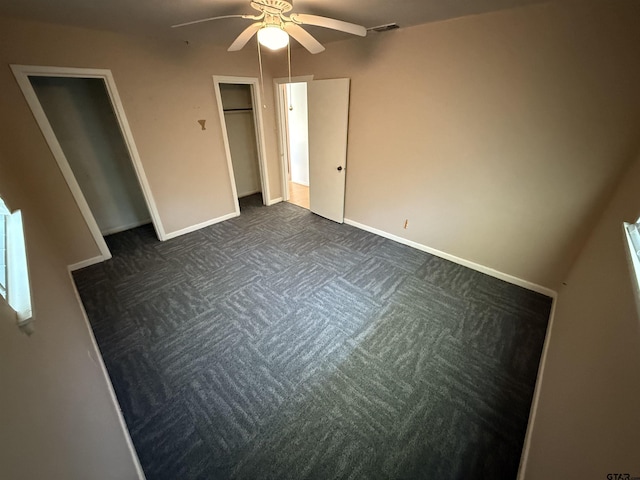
(257, 40, 267, 109)
(287, 40, 292, 85)
(287, 41, 293, 111)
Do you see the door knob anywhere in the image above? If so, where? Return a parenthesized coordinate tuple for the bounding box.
(337, 166, 343, 171)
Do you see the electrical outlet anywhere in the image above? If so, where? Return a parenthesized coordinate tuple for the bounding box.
(403, 219, 409, 229)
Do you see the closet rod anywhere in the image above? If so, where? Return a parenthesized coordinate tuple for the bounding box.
(223, 107, 253, 112)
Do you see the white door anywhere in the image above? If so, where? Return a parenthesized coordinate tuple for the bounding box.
(308, 78, 350, 223)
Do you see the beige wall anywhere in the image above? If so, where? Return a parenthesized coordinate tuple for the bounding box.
(523, 150, 640, 478)
(0, 16, 283, 266)
(282, 0, 640, 289)
(0, 16, 285, 478)
(2, 2, 640, 477)
(0, 151, 142, 479)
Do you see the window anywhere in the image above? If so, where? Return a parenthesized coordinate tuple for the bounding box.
(0, 196, 33, 332)
(626, 221, 640, 256)
(0, 211, 6, 299)
(624, 219, 640, 313)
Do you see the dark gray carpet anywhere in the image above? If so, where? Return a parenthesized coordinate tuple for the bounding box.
(73, 194, 552, 480)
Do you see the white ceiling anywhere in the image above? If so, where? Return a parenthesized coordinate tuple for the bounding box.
(0, 0, 553, 48)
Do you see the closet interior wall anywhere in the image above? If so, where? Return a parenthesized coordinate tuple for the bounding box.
(29, 76, 151, 236)
(219, 83, 262, 200)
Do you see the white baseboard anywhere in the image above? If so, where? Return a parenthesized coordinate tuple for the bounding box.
(67, 212, 240, 269)
(238, 189, 262, 198)
(68, 255, 108, 272)
(68, 272, 147, 480)
(163, 212, 239, 240)
(344, 217, 558, 480)
(267, 197, 283, 206)
(516, 297, 557, 480)
(101, 219, 151, 236)
(343, 218, 556, 298)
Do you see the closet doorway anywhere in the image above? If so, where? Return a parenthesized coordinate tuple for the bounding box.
(11, 65, 164, 268)
(213, 76, 270, 214)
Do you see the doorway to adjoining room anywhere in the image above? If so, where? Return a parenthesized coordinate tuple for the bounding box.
(275, 77, 351, 224)
(282, 82, 310, 210)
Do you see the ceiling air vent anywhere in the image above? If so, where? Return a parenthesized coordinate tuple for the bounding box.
(368, 23, 400, 33)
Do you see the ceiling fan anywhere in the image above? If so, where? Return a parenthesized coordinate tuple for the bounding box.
(171, 0, 367, 54)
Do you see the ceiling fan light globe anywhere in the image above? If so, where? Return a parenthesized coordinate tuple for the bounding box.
(258, 26, 289, 50)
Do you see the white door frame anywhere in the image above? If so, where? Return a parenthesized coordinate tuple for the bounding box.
(273, 75, 313, 202)
(11, 64, 167, 264)
(213, 75, 272, 212)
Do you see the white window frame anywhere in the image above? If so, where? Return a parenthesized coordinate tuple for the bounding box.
(0, 197, 33, 332)
(0, 213, 7, 299)
(623, 219, 640, 316)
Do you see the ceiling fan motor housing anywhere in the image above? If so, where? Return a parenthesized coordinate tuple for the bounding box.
(250, 1, 293, 16)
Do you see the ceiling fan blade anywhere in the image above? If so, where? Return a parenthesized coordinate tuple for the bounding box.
(171, 14, 261, 29)
(290, 13, 366, 37)
(228, 22, 263, 51)
(283, 23, 325, 54)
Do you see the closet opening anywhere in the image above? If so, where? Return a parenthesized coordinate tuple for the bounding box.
(12, 65, 164, 267)
(213, 76, 271, 215)
(31, 76, 152, 233)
